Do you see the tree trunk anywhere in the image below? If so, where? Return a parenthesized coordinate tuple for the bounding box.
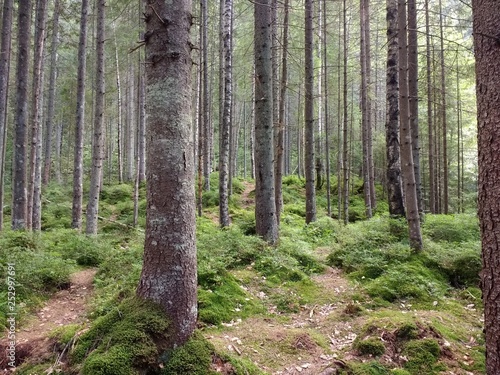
(275, 0, 288, 225)
(254, 0, 278, 244)
(250, 67, 256, 180)
(438, 0, 448, 214)
(85, 0, 106, 235)
(425, 0, 435, 214)
(0, 0, 13, 230)
(137, 0, 197, 348)
(386, 0, 405, 217)
(71, 0, 89, 231)
(26, 0, 48, 231)
(113, 18, 123, 184)
(304, 0, 316, 224)
(322, 0, 331, 218)
(12, 0, 32, 230)
(473, 1, 500, 371)
(342, 0, 349, 224)
(42, 0, 59, 186)
(408, 0, 421, 217)
(201, 0, 210, 191)
(398, 0, 422, 251)
(360, 0, 372, 219)
(219, 0, 232, 227)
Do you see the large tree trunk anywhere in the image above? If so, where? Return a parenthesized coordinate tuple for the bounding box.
(398, 0, 422, 251)
(0, 0, 13, 230)
(219, 0, 232, 227)
(85, 0, 106, 235)
(29, 0, 48, 231)
(137, 0, 197, 348)
(201, 0, 210, 191)
(254, 0, 278, 244)
(71, 0, 89, 231)
(12, 0, 32, 230)
(473, 1, 500, 372)
(386, 0, 405, 217)
(304, 0, 316, 224)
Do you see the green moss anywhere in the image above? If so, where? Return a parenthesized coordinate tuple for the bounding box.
(342, 361, 390, 375)
(100, 184, 133, 204)
(353, 338, 386, 356)
(390, 370, 411, 375)
(50, 323, 82, 346)
(402, 339, 441, 374)
(71, 297, 170, 373)
(160, 333, 216, 375)
(395, 323, 418, 340)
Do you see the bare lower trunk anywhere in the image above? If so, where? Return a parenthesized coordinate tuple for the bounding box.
(137, 0, 197, 348)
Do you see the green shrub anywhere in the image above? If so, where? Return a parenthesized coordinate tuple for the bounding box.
(422, 214, 479, 243)
(100, 184, 133, 204)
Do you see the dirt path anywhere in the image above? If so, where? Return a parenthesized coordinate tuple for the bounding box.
(240, 181, 255, 209)
(207, 263, 358, 375)
(1, 268, 96, 371)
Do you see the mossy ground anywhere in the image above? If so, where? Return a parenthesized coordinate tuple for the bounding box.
(0, 177, 485, 374)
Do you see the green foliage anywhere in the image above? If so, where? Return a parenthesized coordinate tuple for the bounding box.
(364, 260, 448, 302)
(395, 323, 419, 340)
(45, 229, 106, 266)
(50, 323, 82, 346)
(341, 361, 390, 375)
(100, 184, 133, 205)
(422, 214, 479, 243)
(353, 338, 386, 356)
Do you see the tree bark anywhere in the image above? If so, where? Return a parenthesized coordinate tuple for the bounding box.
(0, 0, 13, 230)
(408, 0, 421, 218)
(137, 0, 197, 348)
(304, 0, 316, 224)
(275, 0, 288, 225)
(360, 0, 372, 219)
(473, 0, 500, 371)
(201, 0, 210, 191)
(71, 0, 89, 231)
(386, 0, 405, 217)
(398, 0, 422, 251)
(342, 0, 349, 224)
(425, 0, 435, 214)
(85, 0, 106, 235)
(113, 18, 124, 184)
(254, 0, 278, 244)
(219, 0, 232, 228)
(438, 0, 448, 214)
(12, 0, 32, 230)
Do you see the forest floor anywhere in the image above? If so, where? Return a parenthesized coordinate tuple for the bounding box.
(0, 269, 96, 372)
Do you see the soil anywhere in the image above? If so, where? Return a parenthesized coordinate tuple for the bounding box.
(0, 268, 96, 372)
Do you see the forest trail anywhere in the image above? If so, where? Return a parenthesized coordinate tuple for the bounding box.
(0, 268, 96, 371)
(208, 258, 358, 375)
(240, 181, 255, 209)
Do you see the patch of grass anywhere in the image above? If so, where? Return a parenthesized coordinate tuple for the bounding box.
(341, 361, 390, 375)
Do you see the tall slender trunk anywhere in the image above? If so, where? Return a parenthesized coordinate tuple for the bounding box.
(85, 0, 106, 235)
(275, 0, 288, 224)
(360, 0, 372, 219)
(386, 0, 405, 217)
(113, 18, 123, 183)
(201, 0, 210, 190)
(254, 0, 278, 244)
(27, 0, 48, 231)
(250, 66, 256, 180)
(425, 0, 435, 214)
(342, 0, 349, 224)
(322, 0, 331, 217)
(12, 0, 32, 230)
(0, 0, 13, 230)
(398, 0, 422, 251)
(408, 0, 421, 217)
(42, 0, 60, 186)
(72, 0, 89, 230)
(336, 2, 342, 221)
(438, 0, 448, 214)
(219, 0, 232, 227)
(304, 0, 316, 224)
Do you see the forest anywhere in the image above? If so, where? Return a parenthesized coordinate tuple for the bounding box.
(0, 0, 499, 374)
